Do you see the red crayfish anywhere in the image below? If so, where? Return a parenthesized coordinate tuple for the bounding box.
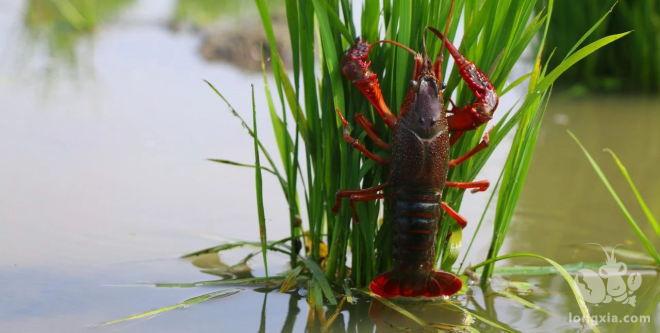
(333, 27, 498, 298)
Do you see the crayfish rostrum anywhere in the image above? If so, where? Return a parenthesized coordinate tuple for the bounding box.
(333, 27, 498, 298)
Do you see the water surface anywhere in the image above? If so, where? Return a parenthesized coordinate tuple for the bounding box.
(1, 1, 657, 332)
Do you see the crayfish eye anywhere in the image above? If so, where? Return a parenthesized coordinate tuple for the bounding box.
(410, 80, 419, 91)
(441, 83, 447, 90)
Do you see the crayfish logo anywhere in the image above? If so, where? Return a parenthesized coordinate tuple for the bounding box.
(574, 245, 642, 307)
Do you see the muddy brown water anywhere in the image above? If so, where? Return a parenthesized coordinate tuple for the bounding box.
(1, 1, 658, 332)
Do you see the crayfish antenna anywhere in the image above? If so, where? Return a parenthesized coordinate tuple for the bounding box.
(375, 39, 417, 56)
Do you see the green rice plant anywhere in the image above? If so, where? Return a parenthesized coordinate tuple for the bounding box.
(210, 0, 626, 294)
(543, 0, 659, 93)
(478, 2, 630, 283)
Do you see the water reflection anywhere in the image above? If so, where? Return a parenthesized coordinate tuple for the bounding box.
(2, 1, 658, 331)
(177, 247, 657, 332)
(171, 0, 253, 29)
(22, 0, 134, 64)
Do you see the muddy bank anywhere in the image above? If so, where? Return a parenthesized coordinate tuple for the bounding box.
(199, 15, 291, 71)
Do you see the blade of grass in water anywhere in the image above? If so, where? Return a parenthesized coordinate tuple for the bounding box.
(603, 149, 660, 236)
(353, 290, 431, 328)
(568, 131, 660, 264)
(442, 301, 514, 333)
(251, 84, 269, 278)
(100, 289, 240, 326)
(181, 236, 293, 258)
(471, 252, 600, 332)
(492, 289, 552, 316)
(301, 258, 336, 305)
(489, 263, 657, 276)
(154, 276, 287, 288)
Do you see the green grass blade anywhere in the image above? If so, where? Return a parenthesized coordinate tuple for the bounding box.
(471, 252, 600, 332)
(318, 0, 352, 42)
(499, 72, 531, 96)
(251, 85, 269, 278)
(493, 290, 552, 316)
(564, 1, 618, 60)
(261, 58, 294, 169)
(458, 168, 504, 272)
(604, 149, 660, 236)
(537, 32, 631, 91)
(568, 131, 660, 264)
(490, 262, 657, 276)
(100, 289, 240, 326)
(280, 265, 304, 292)
(301, 258, 336, 305)
(154, 277, 285, 288)
(204, 80, 285, 186)
(443, 301, 514, 333)
(207, 158, 277, 176)
(354, 290, 429, 328)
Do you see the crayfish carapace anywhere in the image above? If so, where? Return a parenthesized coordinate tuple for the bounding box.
(333, 27, 498, 298)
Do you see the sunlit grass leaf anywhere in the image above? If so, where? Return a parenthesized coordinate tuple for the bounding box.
(251, 85, 270, 278)
(471, 252, 601, 332)
(563, 2, 618, 60)
(500, 72, 531, 96)
(536, 32, 630, 92)
(101, 289, 240, 326)
(480, 1, 628, 283)
(261, 58, 294, 169)
(568, 131, 660, 264)
(603, 149, 660, 236)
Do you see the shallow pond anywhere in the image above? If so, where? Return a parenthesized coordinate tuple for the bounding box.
(1, 1, 658, 332)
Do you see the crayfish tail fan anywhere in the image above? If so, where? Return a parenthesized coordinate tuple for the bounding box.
(369, 270, 462, 298)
